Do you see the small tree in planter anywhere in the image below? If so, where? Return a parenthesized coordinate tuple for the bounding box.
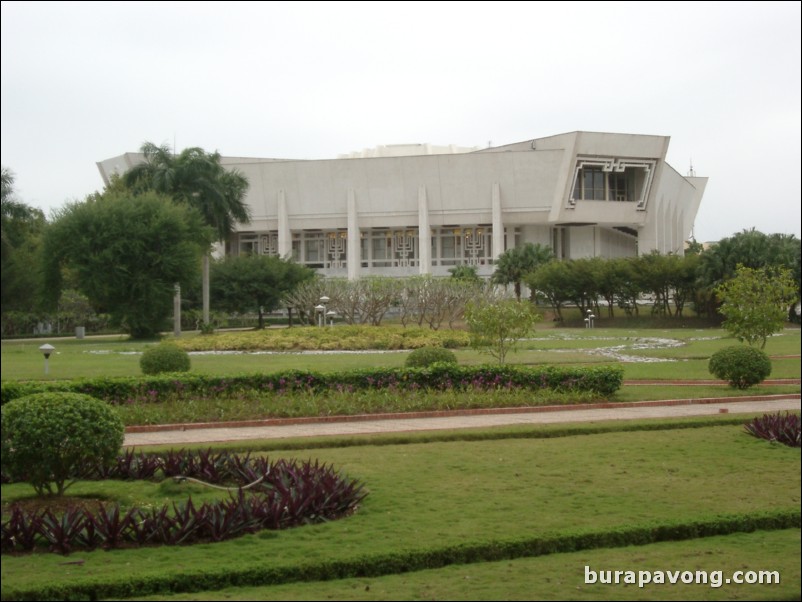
(1, 392, 124, 496)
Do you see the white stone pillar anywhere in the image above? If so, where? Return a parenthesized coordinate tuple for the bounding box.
(173, 284, 181, 337)
(202, 255, 210, 324)
(277, 189, 291, 258)
(347, 189, 360, 280)
(492, 182, 504, 258)
(418, 185, 431, 274)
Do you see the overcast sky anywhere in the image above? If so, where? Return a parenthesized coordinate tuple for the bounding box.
(2, 0, 800, 243)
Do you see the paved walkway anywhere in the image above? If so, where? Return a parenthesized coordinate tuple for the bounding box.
(124, 395, 801, 447)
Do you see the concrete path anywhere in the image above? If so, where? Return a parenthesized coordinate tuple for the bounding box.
(124, 395, 801, 447)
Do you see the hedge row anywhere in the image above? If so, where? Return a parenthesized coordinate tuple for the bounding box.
(4, 509, 797, 601)
(0, 364, 624, 405)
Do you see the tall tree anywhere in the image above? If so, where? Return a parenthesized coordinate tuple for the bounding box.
(697, 228, 801, 318)
(123, 143, 251, 324)
(491, 243, 554, 301)
(42, 191, 212, 338)
(1, 167, 46, 312)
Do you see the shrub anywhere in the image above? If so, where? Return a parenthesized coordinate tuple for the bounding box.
(140, 343, 191, 375)
(744, 412, 801, 447)
(405, 347, 458, 368)
(708, 345, 772, 389)
(0, 392, 124, 496)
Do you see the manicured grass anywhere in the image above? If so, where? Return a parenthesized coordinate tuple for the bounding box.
(3, 327, 798, 383)
(129, 529, 802, 601)
(2, 423, 799, 599)
(1, 475, 232, 511)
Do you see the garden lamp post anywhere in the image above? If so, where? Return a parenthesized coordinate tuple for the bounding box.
(327, 310, 336, 327)
(317, 296, 330, 328)
(315, 304, 325, 327)
(39, 343, 55, 375)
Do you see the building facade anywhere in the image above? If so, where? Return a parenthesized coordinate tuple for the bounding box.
(97, 131, 706, 279)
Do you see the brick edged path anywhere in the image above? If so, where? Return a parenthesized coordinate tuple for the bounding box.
(124, 394, 801, 447)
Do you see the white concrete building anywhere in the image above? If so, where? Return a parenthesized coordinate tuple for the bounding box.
(97, 131, 706, 280)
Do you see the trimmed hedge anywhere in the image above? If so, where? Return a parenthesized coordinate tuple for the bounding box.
(708, 345, 772, 389)
(2, 509, 797, 601)
(1, 364, 624, 405)
(140, 343, 191, 375)
(405, 347, 458, 368)
(1, 392, 125, 497)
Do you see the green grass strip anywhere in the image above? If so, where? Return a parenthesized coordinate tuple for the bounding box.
(3, 510, 798, 601)
(129, 529, 802, 601)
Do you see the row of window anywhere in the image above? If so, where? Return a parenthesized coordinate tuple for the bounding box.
(238, 227, 522, 269)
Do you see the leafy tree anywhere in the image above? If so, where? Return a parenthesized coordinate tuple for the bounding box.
(123, 142, 251, 324)
(526, 260, 573, 322)
(42, 191, 212, 338)
(491, 243, 554, 301)
(465, 299, 541, 364)
(697, 228, 800, 289)
(1, 167, 46, 312)
(716, 265, 797, 349)
(211, 255, 315, 329)
(685, 237, 704, 255)
(636, 252, 676, 316)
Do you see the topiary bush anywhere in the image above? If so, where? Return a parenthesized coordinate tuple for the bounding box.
(1, 392, 124, 496)
(140, 342, 191, 375)
(405, 347, 458, 368)
(708, 345, 772, 389)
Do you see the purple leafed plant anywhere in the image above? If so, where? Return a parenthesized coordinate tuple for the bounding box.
(744, 412, 801, 448)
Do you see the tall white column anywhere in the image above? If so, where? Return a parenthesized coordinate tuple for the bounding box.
(202, 255, 210, 324)
(418, 185, 431, 274)
(347, 189, 360, 280)
(492, 182, 504, 258)
(173, 284, 181, 337)
(277, 189, 291, 258)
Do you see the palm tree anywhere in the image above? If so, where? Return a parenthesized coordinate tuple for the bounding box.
(491, 243, 554, 301)
(123, 143, 251, 325)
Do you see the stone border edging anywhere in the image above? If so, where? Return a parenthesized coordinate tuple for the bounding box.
(125, 393, 801, 434)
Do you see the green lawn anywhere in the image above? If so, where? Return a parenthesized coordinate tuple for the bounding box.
(2, 420, 799, 600)
(130, 529, 802, 601)
(2, 327, 799, 382)
(2, 326, 799, 600)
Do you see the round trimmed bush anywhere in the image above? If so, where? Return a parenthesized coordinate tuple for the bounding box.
(405, 347, 458, 368)
(140, 342, 191, 375)
(1, 392, 124, 496)
(708, 345, 772, 389)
